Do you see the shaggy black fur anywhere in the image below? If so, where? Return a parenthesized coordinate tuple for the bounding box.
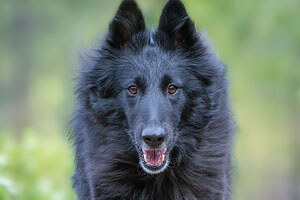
(71, 0, 234, 199)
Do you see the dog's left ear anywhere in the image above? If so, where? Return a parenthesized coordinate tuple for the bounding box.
(158, 0, 197, 47)
(107, 0, 145, 48)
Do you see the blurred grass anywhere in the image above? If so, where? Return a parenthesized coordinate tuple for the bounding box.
(0, 0, 299, 199)
(0, 129, 75, 200)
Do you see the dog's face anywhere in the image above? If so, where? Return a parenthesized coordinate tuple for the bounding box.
(116, 47, 188, 173)
(87, 0, 213, 174)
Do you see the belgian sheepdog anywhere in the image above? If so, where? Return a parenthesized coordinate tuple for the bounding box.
(71, 0, 234, 199)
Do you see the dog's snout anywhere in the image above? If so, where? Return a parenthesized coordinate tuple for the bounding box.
(142, 127, 166, 147)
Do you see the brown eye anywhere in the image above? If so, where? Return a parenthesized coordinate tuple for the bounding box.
(168, 85, 178, 94)
(128, 86, 137, 95)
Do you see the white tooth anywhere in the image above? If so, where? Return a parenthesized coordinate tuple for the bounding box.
(162, 154, 165, 161)
(144, 154, 147, 161)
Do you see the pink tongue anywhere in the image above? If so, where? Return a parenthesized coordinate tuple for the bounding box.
(142, 147, 167, 166)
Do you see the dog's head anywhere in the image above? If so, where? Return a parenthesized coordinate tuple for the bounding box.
(84, 0, 222, 174)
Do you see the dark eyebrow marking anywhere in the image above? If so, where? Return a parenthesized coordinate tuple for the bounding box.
(135, 76, 147, 93)
(160, 74, 172, 91)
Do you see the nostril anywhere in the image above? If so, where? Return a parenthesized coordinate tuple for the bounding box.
(156, 137, 164, 143)
(144, 137, 152, 143)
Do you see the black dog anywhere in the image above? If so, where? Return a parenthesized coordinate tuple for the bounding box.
(71, 0, 234, 199)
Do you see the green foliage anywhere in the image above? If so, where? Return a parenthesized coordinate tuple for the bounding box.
(0, 0, 299, 199)
(0, 130, 75, 200)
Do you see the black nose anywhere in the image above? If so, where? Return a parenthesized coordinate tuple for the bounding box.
(142, 127, 166, 147)
(143, 135, 165, 147)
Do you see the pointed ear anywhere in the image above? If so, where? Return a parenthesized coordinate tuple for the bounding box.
(158, 0, 197, 47)
(107, 0, 145, 48)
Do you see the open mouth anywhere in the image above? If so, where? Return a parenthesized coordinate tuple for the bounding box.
(140, 147, 169, 174)
(142, 147, 167, 166)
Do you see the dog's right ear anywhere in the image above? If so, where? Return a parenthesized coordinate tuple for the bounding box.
(107, 0, 145, 48)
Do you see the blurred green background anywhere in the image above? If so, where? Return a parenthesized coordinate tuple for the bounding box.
(0, 0, 299, 199)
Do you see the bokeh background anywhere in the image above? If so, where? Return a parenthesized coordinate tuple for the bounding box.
(0, 0, 299, 199)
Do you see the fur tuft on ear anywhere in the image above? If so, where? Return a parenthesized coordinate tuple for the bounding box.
(158, 0, 197, 47)
(107, 0, 145, 48)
